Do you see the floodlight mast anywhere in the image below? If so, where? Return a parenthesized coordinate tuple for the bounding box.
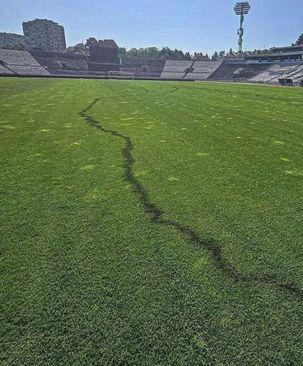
(234, 2, 251, 53)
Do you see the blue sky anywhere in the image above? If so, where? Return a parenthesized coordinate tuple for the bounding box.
(0, 0, 302, 54)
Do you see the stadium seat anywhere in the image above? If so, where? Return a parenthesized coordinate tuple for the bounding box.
(185, 60, 223, 80)
(250, 63, 303, 84)
(161, 60, 193, 79)
(0, 49, 49, 76)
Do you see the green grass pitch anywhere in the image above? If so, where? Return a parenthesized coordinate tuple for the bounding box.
(1, 77, 303, 365)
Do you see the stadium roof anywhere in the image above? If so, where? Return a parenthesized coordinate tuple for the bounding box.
(271, 45, 303, 51)
(247, 50, 303, 58)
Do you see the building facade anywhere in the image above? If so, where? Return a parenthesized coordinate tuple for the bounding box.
(87, 38, 120, 71)
(22, 19, 66, 52)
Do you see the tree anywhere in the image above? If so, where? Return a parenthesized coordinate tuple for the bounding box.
(184, 52, 192, 60)
(127, 48, 139, 57)
(66, 43, 87, 55)
(295, 33, 303, 45)
(117, 46, 193, 60)
(211, 51, 219, 60)
(118, 47, 127, 59)
(193, 52, 209, 61)
(145, 47, 159, 58)
(86, 38, 98, 48)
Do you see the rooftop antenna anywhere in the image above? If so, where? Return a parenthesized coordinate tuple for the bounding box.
(234, 2, 251, 53)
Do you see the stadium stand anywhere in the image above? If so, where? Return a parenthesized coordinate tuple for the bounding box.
(0, 61, 14, 74)
(0, 46, 302, 85)
(160, 60, 271, 82)
(121, 58, 145, 71)
(250, 64, 282, 83)
(120, 58, 165, 78)
(161, 60, 193, 79)
(275, 63, 303, 85)
(144, 59, 166, 77)
(209, 62, 272, 81)
(291, 65, 303, 83)
(30, 50, 88, 72)
(148, 59, 166, 70)
(0, 49, 49, 75)
(249, 63, 303, 84)
(185, 60, 223, 80)
(88, 61, 120, 72)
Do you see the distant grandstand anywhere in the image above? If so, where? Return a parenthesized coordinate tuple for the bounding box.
(161, 60, 194, 79)
(0, 49, 49, 76)
(1, 44, 303, 86)
(30, 50, 88, 73)
(184, 60, 223, 80)
(209, 63, 272, 82)
(250, 63, 303, 84)
(120, 58, 165, 78)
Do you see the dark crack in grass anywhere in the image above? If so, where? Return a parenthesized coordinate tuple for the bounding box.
(79, 96, 303, 302)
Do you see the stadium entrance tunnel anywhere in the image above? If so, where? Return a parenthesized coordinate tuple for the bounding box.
(279, 78, 294, 87)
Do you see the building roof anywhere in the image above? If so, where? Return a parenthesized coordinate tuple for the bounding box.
(23, 19, 63, 27)
(97, 39, 118, 48)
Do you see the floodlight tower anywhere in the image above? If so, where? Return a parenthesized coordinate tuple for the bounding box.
(234, 2, 251, 53)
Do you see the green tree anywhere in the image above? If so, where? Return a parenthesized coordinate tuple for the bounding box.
(118, 47, 127, 59)
(127, 48, 139, 57)
(211, 51, 219, 60)
(66, 43, 87, 55)
(184, 52, 192, 60)
(145, 47, 159, 58)
(295, 33, 303, 45)
(193, 52, 208, 61)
